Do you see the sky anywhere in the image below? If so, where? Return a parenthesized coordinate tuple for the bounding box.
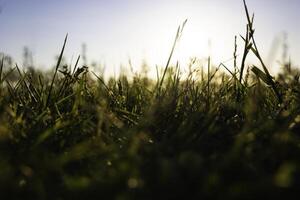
(0, 0, 299, 76)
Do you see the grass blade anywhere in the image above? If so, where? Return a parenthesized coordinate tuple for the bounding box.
(46, 34, 68, 107)
(158, 19, 187, 94)
(251, 65, 274, 86)
(0, 55, 3, 84)
(242, 0, 282, 103)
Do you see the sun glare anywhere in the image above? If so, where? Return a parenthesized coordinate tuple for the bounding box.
(99, 0, 250, 78)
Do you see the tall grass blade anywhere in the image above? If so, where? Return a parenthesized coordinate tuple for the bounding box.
(243, 0, 282, 103)
(72, 55, 80, 76)
(207, 56, 211, 110)
(239, 27, 250, 84)
(158, 19, 187, 94)
(91, 71, 110, 93)
(46, 34, 68, 107)
(0, 56, 3, 84)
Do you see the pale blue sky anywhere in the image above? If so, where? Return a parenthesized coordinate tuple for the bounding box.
(0, 0, 299, 74)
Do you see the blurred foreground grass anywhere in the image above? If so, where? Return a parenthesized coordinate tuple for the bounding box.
(1, 1, 300, 199)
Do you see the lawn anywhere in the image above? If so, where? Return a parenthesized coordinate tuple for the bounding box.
(0, 1, 300, 199)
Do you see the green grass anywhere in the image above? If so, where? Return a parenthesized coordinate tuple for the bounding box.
(1, 1, 300, 199)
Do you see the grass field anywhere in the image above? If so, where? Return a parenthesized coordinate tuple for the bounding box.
(1, 1, 300, 199)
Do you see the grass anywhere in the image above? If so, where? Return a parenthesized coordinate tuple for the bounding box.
(1, 1, 300, 199)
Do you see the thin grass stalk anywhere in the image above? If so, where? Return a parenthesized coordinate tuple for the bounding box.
(207, 56, 211, 110)
(57, 56, 80, 99)
(0, 56, 4, 84)
(158, 26, 180, 93)
(239, 25, 249, 84)
(243, 0, 282, 103)
(158, 19, 187, 94)
(46, 34, 68, 107)
(72, 55, 81, 76)
(233, 36, 238, 97)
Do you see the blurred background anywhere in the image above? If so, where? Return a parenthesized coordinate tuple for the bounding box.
(0, 0, 299, 76)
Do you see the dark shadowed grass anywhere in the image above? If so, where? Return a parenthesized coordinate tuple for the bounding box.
(0, 2, 300, 200)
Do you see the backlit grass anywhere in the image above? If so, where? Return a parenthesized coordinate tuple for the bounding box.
(0, 1, 300, 199)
